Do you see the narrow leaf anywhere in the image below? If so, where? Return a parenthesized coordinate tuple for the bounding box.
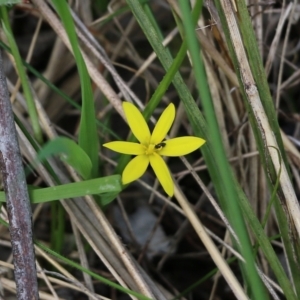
(37, 137, 92, 179)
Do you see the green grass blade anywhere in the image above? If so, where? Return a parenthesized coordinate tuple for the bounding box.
(0, 6, 43, 143)
(52, 0, 99, 178)
(0, 0, 20, 5)
(177, 1, 265, 298)
(51, 202, 65, 253)
(0, 175, 122, 203)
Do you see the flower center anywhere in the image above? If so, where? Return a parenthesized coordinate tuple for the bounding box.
(144, 142, 166, 155)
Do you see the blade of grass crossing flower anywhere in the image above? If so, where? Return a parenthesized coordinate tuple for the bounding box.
(0, 7, 43, 143)
(178, 1, 266, 298)
(52, 0, 99, 178)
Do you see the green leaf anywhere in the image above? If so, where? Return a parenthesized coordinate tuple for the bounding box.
(37, 137, 92, 180)
(52, 0, 99, 178)
(0, 0, 21, 6)
(0, 175, 122, 203)
(99, 191, 119, 206)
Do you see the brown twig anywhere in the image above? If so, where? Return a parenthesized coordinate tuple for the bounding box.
(0, 49, 39, 299)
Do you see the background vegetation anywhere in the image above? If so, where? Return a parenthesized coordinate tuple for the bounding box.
(0, 0, 299, 299)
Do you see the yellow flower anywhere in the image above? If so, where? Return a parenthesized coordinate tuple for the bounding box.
(103, 102, 206, 196)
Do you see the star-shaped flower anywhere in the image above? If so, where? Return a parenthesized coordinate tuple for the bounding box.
(103, 102, 206, 196)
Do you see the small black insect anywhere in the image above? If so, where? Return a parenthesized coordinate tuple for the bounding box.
(155, 142, 166, 149)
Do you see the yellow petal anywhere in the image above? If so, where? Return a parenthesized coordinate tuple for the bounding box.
(159, 136, 206, 156)
(103, 141, 145, 155)
(122, 155, 149, 184)
(149, 153, 173, 197)
(150, 103, 175, 144)
(123, 102, 151, 145)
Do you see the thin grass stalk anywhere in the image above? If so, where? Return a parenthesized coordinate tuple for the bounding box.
(0, 7, 43, 143)
(174, 185, 248, 299)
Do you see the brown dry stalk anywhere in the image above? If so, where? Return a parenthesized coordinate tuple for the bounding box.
(220, 0, 300, 236)
(0, 50, 38, 299)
